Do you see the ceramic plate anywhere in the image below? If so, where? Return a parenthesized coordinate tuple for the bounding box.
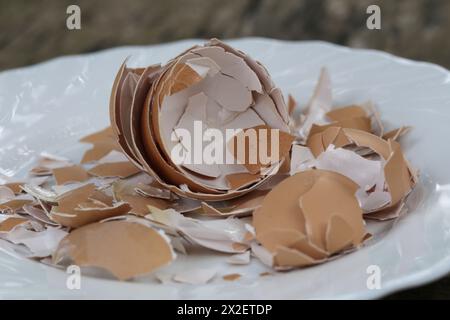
(0, 38, 449, 299)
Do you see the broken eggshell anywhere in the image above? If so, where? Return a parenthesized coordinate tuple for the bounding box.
(109, 39, 293, 201)
(253, 169, 369, 268)
(303, 128, 416, 214)
(145, 206, 250, 254)
(295, 68, 383, 143)
(0, 48, 421, 282)
(53, 220, 175, 280)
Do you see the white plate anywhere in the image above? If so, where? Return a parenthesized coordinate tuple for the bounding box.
(0, 38, 449, 300)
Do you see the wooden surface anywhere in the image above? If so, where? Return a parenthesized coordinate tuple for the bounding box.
(2, 0, 450, 71)
(1, 0, 449, 299)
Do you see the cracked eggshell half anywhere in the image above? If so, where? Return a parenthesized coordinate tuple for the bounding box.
(110, 39, 292, 201)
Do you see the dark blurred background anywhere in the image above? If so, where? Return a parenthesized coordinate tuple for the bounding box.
(1, 0, 450, 71)
(1, 0, 450, 299)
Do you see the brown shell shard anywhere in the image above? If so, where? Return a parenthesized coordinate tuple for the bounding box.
(253, 170, 368, 268)
(53, 220, 173, 280)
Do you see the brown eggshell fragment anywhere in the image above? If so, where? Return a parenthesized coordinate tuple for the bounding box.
(52, 165, 89, 185)
(53, 220, 174, 280)
(326, 105, 368, 122)
(229, 125, 295, 174)
(3, 183, 23, 194)
(0, 217, 28, 232)
(253, 169, 368, 268)
(0, 199, 33, 213)
(49, 183, 131, 228)
(382, 126, 412, 141)
(79, 127, 122, 164)
(325, 215, 355, 254)
(50, 202, 131, 228)
(299, 175, 365, 250)
(118, 194, 170, 216)
(88, 161, 140, 178)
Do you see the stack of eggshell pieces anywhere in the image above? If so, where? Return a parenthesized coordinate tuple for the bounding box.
(109, 38, 294, 201)
(0, 39, 420, 280)
(0, 134, 263, 280)
(252, 67, 418, 269)
(0, 146, 178, 279)
(293, 68, 416, 216)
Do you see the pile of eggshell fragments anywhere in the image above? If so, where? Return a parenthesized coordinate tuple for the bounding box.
(0, 39, 417, 282)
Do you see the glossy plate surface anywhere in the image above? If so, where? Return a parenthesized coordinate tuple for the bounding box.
(0, 38, 449, 299)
